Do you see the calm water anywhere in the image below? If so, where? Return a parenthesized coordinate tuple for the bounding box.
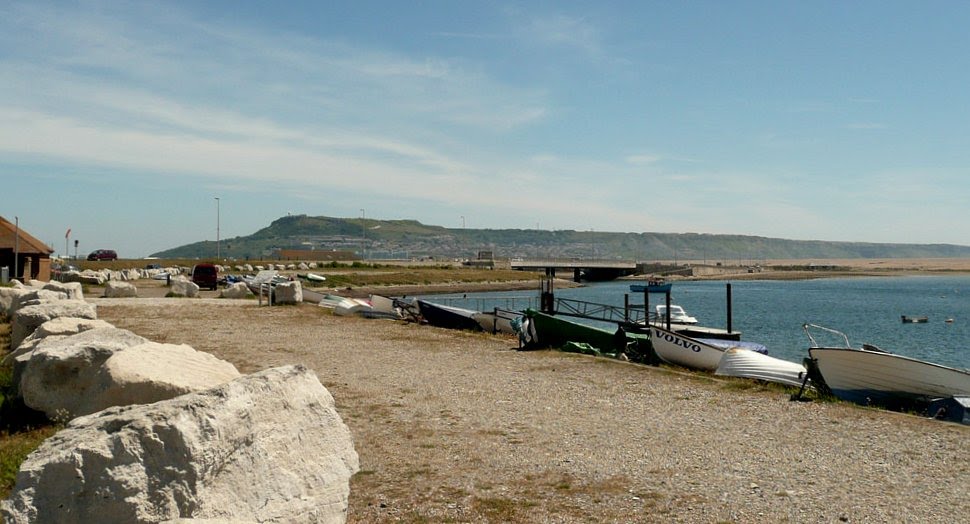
(417, 275, 970, 369)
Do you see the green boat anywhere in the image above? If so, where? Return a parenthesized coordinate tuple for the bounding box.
(525, 309, 622, 352)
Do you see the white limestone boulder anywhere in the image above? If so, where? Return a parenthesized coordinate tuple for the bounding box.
(2, 317, 114, 367)
(11, 289, 68, 315)
(170, 277, 200, 298)
(10, 300, 98, 350)
(219, 282, 251, 299)
(0, 287, 29, 317)
(104, 280, 138, 298)
(20, 331, 240, 420)
(275, 281, 303, 304)
(74, 270, 107, 285)
(41, 281, 84, 300)
(2, 365, 359, 524)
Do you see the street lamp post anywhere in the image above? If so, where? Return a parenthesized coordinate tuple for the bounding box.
(215, 197, 221, 260)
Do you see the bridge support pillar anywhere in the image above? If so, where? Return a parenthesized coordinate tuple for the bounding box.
(573, 268, 581, 283)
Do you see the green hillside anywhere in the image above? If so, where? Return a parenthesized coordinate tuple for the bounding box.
(151, 214, 970, 261)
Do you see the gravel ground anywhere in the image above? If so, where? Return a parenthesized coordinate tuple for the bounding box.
(93, 292, 970, 523)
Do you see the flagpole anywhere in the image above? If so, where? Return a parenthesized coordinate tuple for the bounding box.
(14, 217, 19, 280)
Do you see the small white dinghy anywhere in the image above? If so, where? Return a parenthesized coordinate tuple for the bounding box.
(715, 348, 809, 388)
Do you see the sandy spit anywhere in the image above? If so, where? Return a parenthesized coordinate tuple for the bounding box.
(93, 293, 969, 524)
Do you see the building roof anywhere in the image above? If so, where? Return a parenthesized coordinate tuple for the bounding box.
(0, 216, 54, 255)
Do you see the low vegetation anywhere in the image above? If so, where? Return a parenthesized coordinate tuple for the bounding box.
(0, 321, 57, 499)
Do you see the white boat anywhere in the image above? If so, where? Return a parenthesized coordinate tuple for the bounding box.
(363, 294, 403, 320)
(654, 304, 698, 325)
(715, 348, 809, 388)
(805, 323, 970, 406)
(335, 297, 372, 317)
(649, 324, 729, 371)
(317, 294, 348, 309)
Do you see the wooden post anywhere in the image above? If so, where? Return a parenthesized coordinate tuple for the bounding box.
(726, 283, 733, 333)
(664, 290, 671, 329)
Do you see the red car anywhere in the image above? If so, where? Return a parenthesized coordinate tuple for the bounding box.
(191, 263, 219, 290)
(87, 249, 118, 261)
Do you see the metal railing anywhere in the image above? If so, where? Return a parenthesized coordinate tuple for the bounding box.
(553, 297, 650, 325)
(420, 295, 538, 311)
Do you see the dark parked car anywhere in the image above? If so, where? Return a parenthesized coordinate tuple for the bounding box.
(191, 263, 219, 290)
(87, 249, 118, 261)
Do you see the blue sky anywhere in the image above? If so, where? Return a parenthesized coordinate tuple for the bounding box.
(3, 1, 970, 258)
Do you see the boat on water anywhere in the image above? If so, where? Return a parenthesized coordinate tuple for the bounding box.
(637, 303, 740, 341)
(524, 309, 621, 352)
(804, 323, 970, 407)
(653, 304, 698, 325)
(900, 315, 928, 323)
(417, 300, 483, 331)
(629, 277, 672, 294)
(715, 348, 808, 388)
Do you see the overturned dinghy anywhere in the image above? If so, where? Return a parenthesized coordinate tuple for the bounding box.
(472, 308, 521, 335)
(715, 348, 810, 388)
(417, 300, 482, 331)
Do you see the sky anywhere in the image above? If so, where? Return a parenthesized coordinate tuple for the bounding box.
(3, 1, 970, 258)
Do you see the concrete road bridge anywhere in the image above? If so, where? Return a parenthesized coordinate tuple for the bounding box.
(508, 258, 637, 282)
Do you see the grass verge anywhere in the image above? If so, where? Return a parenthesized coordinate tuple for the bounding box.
(0, 320, 56, 499)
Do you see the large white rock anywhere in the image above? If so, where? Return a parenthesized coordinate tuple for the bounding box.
(0, 287, 29, 317)
(2, 317, 114, 367)
(20, 331, 240, 420)
(2, 365, 359, 524)
(219, 282, 251, 299)
(104, 280, 138, 298)
(274, 281, 303, 304)
(11, 289, 68, 315)
(170, 278, 200, 298)
(73, 270, 107, 285)
(41, 281, 84, 300)
(10, 300, 98, 349)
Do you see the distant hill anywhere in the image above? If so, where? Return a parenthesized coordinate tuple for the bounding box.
(151, 214, 970, 262)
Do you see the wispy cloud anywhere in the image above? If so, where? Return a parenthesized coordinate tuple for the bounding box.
(0, 2, 556, 203)
(845, 122, 887, 130)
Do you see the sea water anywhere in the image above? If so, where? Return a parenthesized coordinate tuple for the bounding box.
(416, 275, 970, 370)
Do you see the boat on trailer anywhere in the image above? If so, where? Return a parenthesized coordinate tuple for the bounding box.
(804, 323, 970, 407)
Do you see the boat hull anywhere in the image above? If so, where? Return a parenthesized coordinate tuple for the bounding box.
(417, 300, 482, 331)
(527, 310, 619, 351)
(472, 309, 520, 335)
(629, 283, 672, 293)
(649, 325, 726, 371)
(716, 348, 807, 388)
(809, 347, 970, 406)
